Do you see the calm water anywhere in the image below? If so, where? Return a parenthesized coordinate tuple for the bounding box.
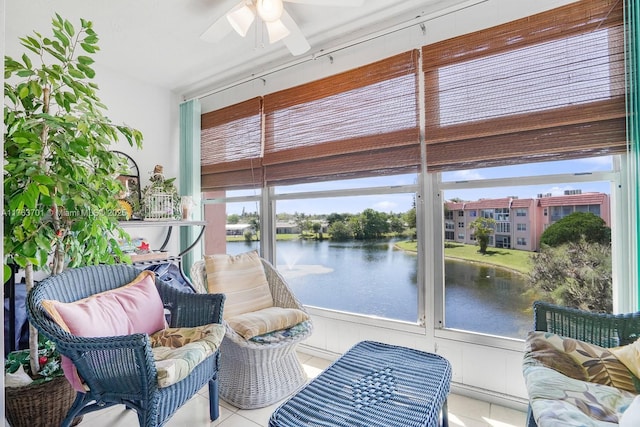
(227, 239, 532, 339)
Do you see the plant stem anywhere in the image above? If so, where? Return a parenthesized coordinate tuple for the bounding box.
(25, 263, 40, 375)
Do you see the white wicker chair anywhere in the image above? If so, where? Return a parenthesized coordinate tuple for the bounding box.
(190, 258, 312, 409)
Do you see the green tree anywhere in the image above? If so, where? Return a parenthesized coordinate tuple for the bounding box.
(541, 211, 611, 247)
(349, 216, 364, 239)
(404, 207, 416, 230)
(469, 217, 496, 254)
(4, 15, 142, 375)
(227, 213, 240, 224)
(527, 238, 612, 312)
(328, 220, 352, 241)
(388, 214, 405, 235)
(326, 212, 347, 225)
(312, 222, 323, 240)
(360, 208, 389, 239)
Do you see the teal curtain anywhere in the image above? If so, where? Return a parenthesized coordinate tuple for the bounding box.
(179, 99, 202, 278)
(627, 0, 640, 309)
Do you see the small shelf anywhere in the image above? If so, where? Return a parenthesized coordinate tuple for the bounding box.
(118, 220, 206, 290)
(119, 220, 206, 228)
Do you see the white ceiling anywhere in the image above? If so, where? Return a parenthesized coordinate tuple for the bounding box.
(5, 0, 473, 97)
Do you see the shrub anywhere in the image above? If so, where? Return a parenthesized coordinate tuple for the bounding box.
(527, 238, 612, 312)
(540, 212, 610, 247)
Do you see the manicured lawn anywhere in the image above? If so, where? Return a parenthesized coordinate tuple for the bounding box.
(395, 240, 532, 275)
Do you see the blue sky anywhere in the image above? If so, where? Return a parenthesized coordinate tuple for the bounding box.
(226, 156, 614, 216)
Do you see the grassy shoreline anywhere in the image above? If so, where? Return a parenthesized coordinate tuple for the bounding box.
(394, 240, 531, 275)
(227, 235, 532, 275)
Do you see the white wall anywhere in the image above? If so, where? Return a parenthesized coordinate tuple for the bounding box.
(92, 63, 182, 252)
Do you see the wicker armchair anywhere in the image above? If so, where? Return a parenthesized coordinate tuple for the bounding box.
(191, 257, 313, 409)
(26, 264, 225, 427)
(525, 301, 640, 427)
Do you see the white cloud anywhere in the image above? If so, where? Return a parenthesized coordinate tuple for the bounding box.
(450, 169, 485, 181)
(373, 201, 399, 212)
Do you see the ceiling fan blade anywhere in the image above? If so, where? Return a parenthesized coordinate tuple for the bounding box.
(283, 0, 365, 6)
(226, 1, 256, 37)
(200, 1, 256, 43)
(279, 10, 310, 56)
(265, 19, 291, 44)
(200, 15, 234, 43)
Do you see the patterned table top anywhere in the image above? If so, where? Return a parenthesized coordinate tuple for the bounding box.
(269, 340, 452, 427)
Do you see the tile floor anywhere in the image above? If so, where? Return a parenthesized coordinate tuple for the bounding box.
(72, 352, 527, 427)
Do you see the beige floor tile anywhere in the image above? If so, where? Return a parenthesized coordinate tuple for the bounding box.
(218, 414, 262, 426)
(54, 353, 527, 427)
(488, 403, 528, 426)
(449, 413, 491, 427)
(448, 393, 492, 420)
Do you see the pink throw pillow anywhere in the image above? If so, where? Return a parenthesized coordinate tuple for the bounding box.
(42, 270, 166, 391)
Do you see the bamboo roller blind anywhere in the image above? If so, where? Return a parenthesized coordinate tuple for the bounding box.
(423, 0, 626, 171)
(200, 0, 627, 189)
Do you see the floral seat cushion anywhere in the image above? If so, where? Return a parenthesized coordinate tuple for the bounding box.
(150, 323, 225, 388)
(523, 331, 640, 426)
(249, 320, 312, 344)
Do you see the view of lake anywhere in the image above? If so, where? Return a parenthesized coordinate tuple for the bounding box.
(227, 239, 532, 339)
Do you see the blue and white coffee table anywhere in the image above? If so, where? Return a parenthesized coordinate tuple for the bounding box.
(269, 340, 452, 427)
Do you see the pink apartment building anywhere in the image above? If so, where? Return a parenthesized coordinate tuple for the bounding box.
(444, 190, 610, 252)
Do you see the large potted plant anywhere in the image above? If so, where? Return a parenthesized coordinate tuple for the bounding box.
(3, 14, 142, 426)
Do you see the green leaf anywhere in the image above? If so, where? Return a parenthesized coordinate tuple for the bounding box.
(77, 63, 95, 78)
(42, 46, 66, 63)
(3, 265, 12, 284)
(63, 19, 75, 37)
(37, 185, 50, 196)
(18, 85, 29, 99)
(21, 240, 37, 258)
(16, 69, 35, 77)
(80, 43, 97, 53)
(28, 80, 42, 98)
(53, 29, 70, 47)
(83, 35, 99, 45)
(21, 53, 32, 69)
(77, 56, 94, 65)
(68, 67, 84, 79)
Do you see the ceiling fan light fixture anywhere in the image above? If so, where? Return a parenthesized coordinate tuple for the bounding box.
(265, 19, 290, 43)
(226, 2, 256, 37)
(256, 0, 284, 23)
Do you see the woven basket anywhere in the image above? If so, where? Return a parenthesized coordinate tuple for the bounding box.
(5, 376, 83, 427)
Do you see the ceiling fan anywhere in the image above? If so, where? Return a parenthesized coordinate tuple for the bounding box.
(200, 0, 365, 56)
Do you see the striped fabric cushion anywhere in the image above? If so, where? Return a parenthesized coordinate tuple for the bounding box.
(204, 251, 274, 319)
(227, 307, 309, 340)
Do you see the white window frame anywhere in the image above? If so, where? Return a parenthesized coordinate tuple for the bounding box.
(432, 161, 625, 349)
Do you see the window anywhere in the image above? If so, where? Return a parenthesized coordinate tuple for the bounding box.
(481, 210, 494, 219)
(458, 222, 465, 228)
(438, 157, 615, 339)
(196, 0, 627, 347)
(272, 176, 419, 322)
(495, 208, 509, 221)
(495, 223, 510, 233)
